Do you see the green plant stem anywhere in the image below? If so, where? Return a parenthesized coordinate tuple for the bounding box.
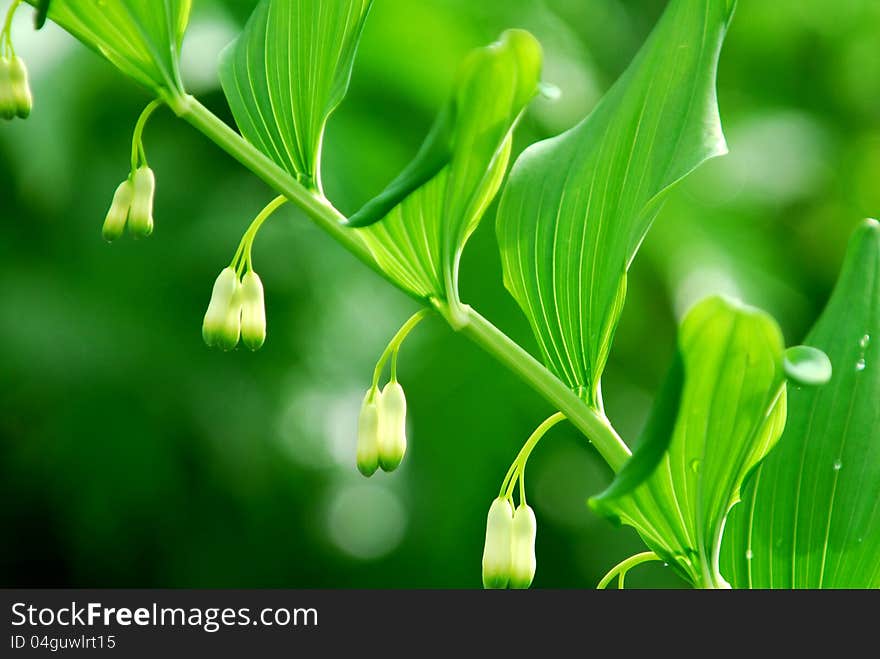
(461, 308, 631, 471)
(174, 95, 385, 281)
(131, 99, 163, 170)
(597, 551, 661, 589)
(172, 93, 632, 474)
(372, 308, 431, 391)
(1, 0, 22, 57)
(500, 411, 566, 498)
(235, 195, 288, 273)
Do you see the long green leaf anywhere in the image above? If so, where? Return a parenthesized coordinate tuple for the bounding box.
(591, 349, 684, 504)
(722, 219, 880, 588)
(354, 30, 542, 306)
(219, 0, 372, 192)
(590, 296, 787, 588)
(496, 0, 734, 408)
(36, 0, 191, 95)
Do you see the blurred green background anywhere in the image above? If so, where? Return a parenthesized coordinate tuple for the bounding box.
(0, 0, 877, 588)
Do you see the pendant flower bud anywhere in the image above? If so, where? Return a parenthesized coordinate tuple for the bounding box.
(240, 270, 267, 351)
(0, 58, 15, 120)
(202, 267, 242, 351)
(378, 381, 407, 472)
(509, 503, 538, 589)
(482, 497, 514, 589)
(356, 389, 381, 477)
(128, 165, 156, 237)
(102, 179, 134, 242)
(9, 56, 32, 119)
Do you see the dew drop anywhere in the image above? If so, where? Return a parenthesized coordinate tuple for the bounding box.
(662, 562, 669, 567)
(690, 459, 701, 474)
(745, 549, 754, 560)
(856, 358, 866, 372)
(833, 459, 843, 471)
(860, 335, 870, 349)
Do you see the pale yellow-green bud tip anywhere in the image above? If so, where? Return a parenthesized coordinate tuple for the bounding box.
(128, 166, 156, 238)
(378, 381, 407, 472)
(240, 271, 267, 351)
(482, 498, 514, 589)
(102, 179, 134, 242)
(202, 268, 242, 351)
(356, 389, 381, 477)
(9, 56, 32, 119)
(0, 58, 16, 121)
(509, 503, 538, 589)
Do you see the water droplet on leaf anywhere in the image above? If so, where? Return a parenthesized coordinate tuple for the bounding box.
(833, 459, 843, 471)
(859, 334, 870, 349)
(856, 358, 866, 372)
(745, 549, 754, 560)
(690, 459, 701, 474)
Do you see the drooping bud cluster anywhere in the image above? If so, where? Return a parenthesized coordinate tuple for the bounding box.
(101, 166, 156, 241)
(0, 55, 32, 120)
(482, 499, 538, 589)
(355, 310, 428, 477)
(200, 196, 285, 352)
(202, 267, 267, 352)
(356, 380, 408, 476)
(480, 413, 563, 588)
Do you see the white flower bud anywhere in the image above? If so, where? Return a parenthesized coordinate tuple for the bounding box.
(378, 381, 407, 472)
(9, 56, 32, 119)
(102, 179, 134, 242)
(240, 271, 267, 351)
(0, 58, 15, 121)
(482, 497, 514, 589)
(509, 503, 538, 589)
(202, 268, 242, 351)
(128, 165, 155, 237)
(356, 390, 381, 477)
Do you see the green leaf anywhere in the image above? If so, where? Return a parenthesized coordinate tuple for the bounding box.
(37, 0, 191, 95)
(219, 0, 373, 192)
(722, 219, 880, 588)
(496, 0, 734, 408)
(784, 345, 832, 386)
(354, 30, 542, 307)
(590, 296, 787, 588)
(591, 349, 684, 504)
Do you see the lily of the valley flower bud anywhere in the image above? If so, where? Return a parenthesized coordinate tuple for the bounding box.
(102, 179, 134, 242)
(240, 271, 267, 351)
(509, 504, 538, 589)
(0, 58, 15, 120)
(482, 498, 514, 589)
(9, 56, 32, 119)
(128, 166, 156, 237)
(202, 267, 242, 351)
(378, 381, 407, 472)
(356, 390, 381, 477)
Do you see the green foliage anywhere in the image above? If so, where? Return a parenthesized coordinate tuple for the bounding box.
(591, 296, 787, 588)
(354, 29, 542, 309)
(219, 0, 372, 192)
(496, 0, 734, 408)
(591, 351, 683, 504)
(723, 219, 880, 588)
(36, 0, 191, 95)
(9, 0, 877, 590)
